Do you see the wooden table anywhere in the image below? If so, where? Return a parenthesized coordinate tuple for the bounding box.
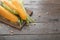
(0, 0, 60, 40)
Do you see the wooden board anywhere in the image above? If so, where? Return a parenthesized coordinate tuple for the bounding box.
(0, 8, 33, 30)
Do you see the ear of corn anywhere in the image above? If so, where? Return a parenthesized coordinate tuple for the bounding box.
(0, 6, 18, 23)
(11, 0, 27, 20)
(11, 0, 34, 23)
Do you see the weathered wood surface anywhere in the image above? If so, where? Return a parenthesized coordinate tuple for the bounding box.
(0, 0, 60, 40)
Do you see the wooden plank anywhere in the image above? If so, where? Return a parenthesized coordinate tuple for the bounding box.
(0, 23, 60, 35)
(0, 35, 57, 40)
(1, 35, 60, 40)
